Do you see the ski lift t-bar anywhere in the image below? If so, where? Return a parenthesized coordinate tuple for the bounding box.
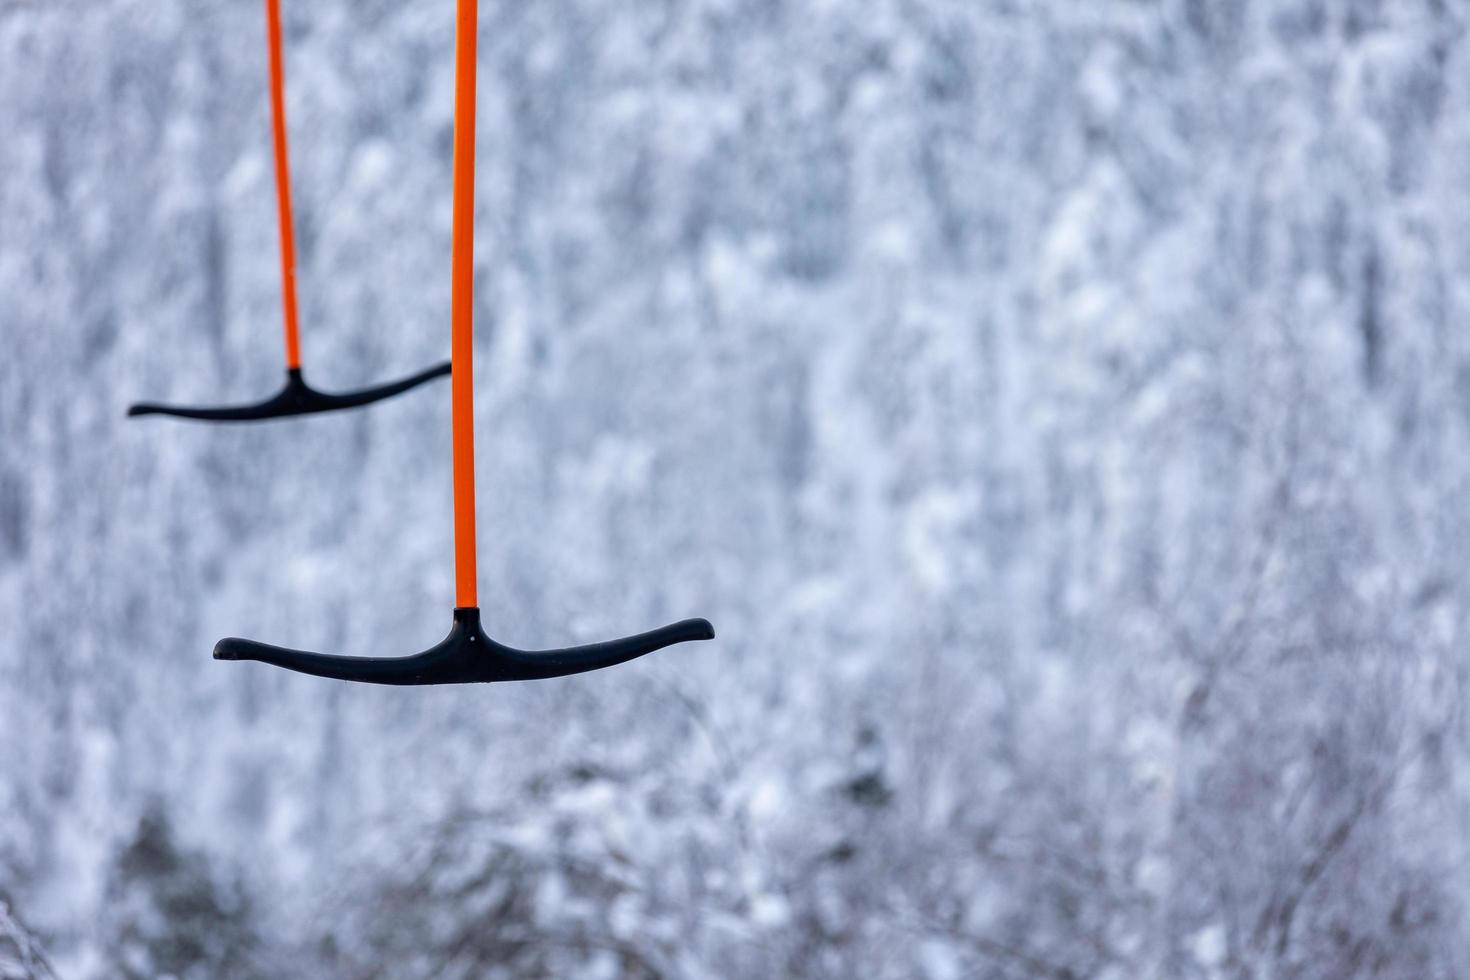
(212, 0, 714, 683)
(127, 0, 450, 422)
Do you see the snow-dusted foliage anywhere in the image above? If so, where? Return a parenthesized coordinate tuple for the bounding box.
(0, 902, 55, 980)
(3, 0, 1470, 976)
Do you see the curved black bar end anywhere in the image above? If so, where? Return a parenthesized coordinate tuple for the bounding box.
(213, 607, 714, 685)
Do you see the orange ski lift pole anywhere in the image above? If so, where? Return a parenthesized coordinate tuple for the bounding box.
(212, 0, 714, 684)
(128, 0, 449, 422)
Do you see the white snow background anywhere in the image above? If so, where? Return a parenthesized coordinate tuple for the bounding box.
(3, 0, 1470, 977)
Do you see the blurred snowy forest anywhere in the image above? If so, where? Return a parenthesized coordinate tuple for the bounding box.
(4, 0, 1470, 976)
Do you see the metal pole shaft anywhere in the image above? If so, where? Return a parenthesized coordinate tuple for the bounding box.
(264, 0, 302, 369)
(450, 0, 479, 608)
